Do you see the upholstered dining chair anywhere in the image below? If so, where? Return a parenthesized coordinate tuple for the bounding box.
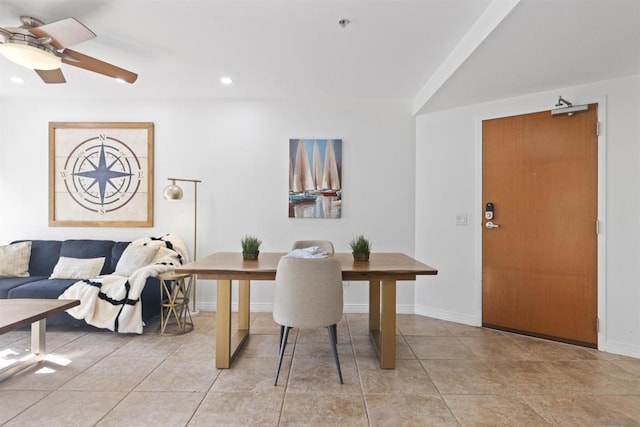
(291, 240, 335, 255)
(272, 256, 344, 385)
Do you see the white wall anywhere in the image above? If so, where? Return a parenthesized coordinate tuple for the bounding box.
(0, 97, 417, 312)
(415, 74, 640, 358)
(4, 76, 637, 358)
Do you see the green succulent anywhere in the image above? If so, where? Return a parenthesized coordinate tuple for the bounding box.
(349, 234, 372, 253)
(241, 235, 262, 253)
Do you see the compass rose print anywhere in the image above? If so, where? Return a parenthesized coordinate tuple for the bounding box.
(61, 134, 142, 214)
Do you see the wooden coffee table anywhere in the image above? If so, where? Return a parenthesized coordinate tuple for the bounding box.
(0, 298, 80, 382)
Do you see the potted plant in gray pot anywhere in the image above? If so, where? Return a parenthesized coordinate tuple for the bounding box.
(241, 235, 262, 260)
(349, 234, 371, 262)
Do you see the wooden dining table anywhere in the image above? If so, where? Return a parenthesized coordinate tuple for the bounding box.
(176, 252, 437, 369)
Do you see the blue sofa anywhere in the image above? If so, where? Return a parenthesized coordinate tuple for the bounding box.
(0, 239, 161, 328)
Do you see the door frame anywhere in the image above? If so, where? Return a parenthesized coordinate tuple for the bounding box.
(475, 96, 607, 349)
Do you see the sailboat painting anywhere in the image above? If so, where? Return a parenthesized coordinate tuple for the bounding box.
(289, 139, 342, 218)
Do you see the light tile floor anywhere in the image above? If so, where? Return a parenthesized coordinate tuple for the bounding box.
(1, 312, 639, 426)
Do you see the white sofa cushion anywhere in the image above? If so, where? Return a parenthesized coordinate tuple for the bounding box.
(49, 256, 105, 280)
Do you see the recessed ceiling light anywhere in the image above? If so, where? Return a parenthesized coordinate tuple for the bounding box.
(10, 76, 24, 84)
(220, 76, 233, 85)
(115, 78, 126, 84)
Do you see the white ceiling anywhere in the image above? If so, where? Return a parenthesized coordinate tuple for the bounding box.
(0, 0, 638, 113)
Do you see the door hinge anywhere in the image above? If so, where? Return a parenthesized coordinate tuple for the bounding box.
(596, 121, 601, 136)
(596, 219, 601, 234)
(596, 318, 600, 333)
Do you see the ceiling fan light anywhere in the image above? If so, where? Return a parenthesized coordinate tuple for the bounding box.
(0, 42, 61, 70)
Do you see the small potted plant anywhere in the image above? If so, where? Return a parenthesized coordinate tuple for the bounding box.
(241, 235, 262, 260)
(349, 234, 371, 262)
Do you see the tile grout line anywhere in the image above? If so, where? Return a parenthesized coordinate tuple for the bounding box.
(277, 326, 298, 426)
(400, 322, 464, 426)
(3, 329, 137, 426)
(92, 331, 183, 426)
(4, 313, 640, 425)
(1, 330, 91, 425)
(347, 314, 373, 427)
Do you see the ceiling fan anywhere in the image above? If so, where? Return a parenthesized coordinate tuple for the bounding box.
(0, 15, 137, 84)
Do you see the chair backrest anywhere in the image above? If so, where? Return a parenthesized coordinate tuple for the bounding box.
(291, 240, 335, 255)
(273, 257, 343, 329)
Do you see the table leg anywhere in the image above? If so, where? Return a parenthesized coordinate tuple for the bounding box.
(1, 320, 47, 382)
(31, 319, 46, 354)
(179, 277, 194, 331)
(369, 279, 397, 369)
(216, 279, 251, 369)
(160, 280, 168, 333)
(369, 280, 380, 332)
(238, 280, 250, 331)
(216, 279, 232, 368)
(380, 280, 397, 369)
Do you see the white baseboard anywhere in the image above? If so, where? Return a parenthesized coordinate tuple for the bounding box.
(195, 302, 274, 312)
(195, 302, 415, 314)
(413, 306, 640, 360)
(600, 340, 640, 359)
(344, 303, 369, 314)
(414, 304, 480, 327)
(396, 304, 416, 314)
(195, 302, 216, 312)
(195, 301, 638, 360)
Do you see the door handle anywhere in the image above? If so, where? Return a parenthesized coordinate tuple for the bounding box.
(485, 221, 500, 229)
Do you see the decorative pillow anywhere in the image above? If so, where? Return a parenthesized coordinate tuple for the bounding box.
(115, 245, 159, 276)
(0, 241, 32, 277)
(49, 256, 105, 279)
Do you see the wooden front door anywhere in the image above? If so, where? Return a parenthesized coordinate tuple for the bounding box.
(482, 106, 598, 346)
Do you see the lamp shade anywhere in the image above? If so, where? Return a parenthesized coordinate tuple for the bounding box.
(163, 182, 184, 200)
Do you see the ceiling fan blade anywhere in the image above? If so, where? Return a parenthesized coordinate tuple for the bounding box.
(62, 48, 138, 83)
(35, 68, 66, 84)
(29, 17, 95, 49)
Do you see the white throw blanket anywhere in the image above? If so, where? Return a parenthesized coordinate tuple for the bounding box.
(284, 246, 329, 258)
(60, 234, 189, 334)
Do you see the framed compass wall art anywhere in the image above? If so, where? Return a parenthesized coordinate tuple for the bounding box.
(49, 122, 154, 227)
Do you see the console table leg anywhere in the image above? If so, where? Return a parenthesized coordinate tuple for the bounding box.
(216, 279, 232, 368)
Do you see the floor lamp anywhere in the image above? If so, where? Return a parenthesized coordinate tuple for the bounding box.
(163, 177, 202, 315)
